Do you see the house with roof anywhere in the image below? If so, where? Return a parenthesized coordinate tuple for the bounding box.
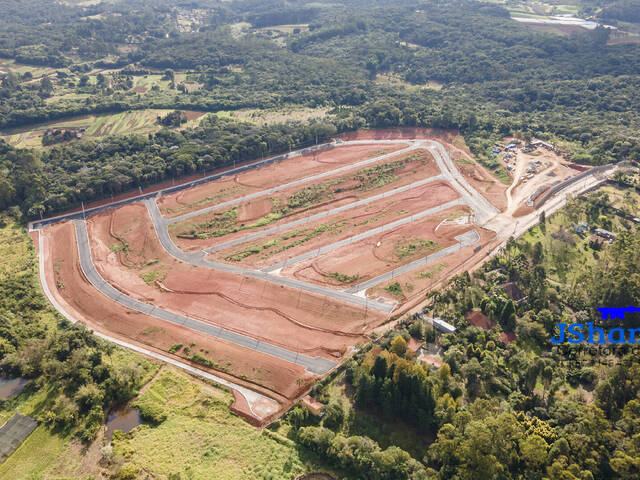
(465, 310, 495, 330)
(501, 282, 528, 304)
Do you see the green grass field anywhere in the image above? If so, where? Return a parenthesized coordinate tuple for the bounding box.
(1, 109, 207, 148)
(111, 367, 318, 480)
(0, 216, 159, 478)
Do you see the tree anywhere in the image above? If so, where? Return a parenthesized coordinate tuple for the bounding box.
(520, 434, 548, 469)
(390, 335, 407, 357)
(39, 76, 54, 96)
(322, 402, 344, 431)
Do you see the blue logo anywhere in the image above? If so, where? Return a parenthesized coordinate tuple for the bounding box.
(552, 322, 640, 345)
(597, 306, 640, 320)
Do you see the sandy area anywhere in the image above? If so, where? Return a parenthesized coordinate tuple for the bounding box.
(157, 143, 407, 217)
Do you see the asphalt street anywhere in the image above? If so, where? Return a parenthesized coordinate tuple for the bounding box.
(262, 198, 466, 272)
(345, 229, 481, 293)
(145, 199, 396, 313)
(73, 220, 337, 375)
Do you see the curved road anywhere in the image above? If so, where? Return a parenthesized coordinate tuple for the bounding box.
(36, 231, 279, 420)
(74, 220, 337, 375)
(145, 199, 396, 313)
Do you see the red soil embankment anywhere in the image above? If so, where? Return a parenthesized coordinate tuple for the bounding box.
(37, 221, 315, 420)
(87, 203, 384, 357)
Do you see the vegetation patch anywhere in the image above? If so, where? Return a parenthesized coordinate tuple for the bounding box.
(394, 237, 439, 259)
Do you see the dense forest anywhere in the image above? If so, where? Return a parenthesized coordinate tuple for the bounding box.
(1, 0, 640, 218)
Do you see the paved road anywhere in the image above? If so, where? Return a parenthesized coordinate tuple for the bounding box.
(345, 229, 481, 293)
(29, 139, 411, 231)
(205, 174, 445, 254)
(262, 198, 466, 272)
(73, 220, 337, 375)
(167, 141, 421, 225)
(145, 199, 396, 313)
(427, 143, 499, 224)
(36, 231, 279, 418)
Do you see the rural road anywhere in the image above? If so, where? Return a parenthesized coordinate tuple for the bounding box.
(261, 198, 466, 272)
(74, 220, 337, 375)
(145, 199, 396, 313)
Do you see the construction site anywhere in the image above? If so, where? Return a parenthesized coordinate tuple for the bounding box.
(30, 128, 617, 425)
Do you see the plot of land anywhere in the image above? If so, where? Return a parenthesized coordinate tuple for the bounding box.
(212, 180, 460, 270)
(170, 148, 437, 251)
(367, 225, 497, 303)
(157, 143, 408, 217)
(283, 204, 475, 289)
(86, 203, 377, 360)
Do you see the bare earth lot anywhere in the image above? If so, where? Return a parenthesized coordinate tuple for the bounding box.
(39, 129, 574, 425)
(157, 143, 407, 217)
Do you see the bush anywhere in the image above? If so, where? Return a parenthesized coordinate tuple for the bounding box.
(135, 399, 167, 424)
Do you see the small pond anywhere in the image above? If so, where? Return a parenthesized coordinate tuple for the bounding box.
(105, 406, 142, 441)
(0, 377, 29, 400)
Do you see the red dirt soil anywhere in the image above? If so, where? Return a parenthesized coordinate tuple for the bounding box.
(171, 148, 441, 252)
(368, 226, 497, 305)
(284, 205, 474, 288)
(213, 180, 461, 270)
(86, 203, 386, 357)
(157, 143, 408, 217)
(340, 128, 507, 211)
(37, 221, 311, 410)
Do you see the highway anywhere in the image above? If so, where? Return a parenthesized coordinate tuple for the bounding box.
(345, 229, 481, 293)
(73, 220, 337, 375)
(261, 198, 466, 272)
(205, 174, 446, 254)
(145, 199, 396, 313)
